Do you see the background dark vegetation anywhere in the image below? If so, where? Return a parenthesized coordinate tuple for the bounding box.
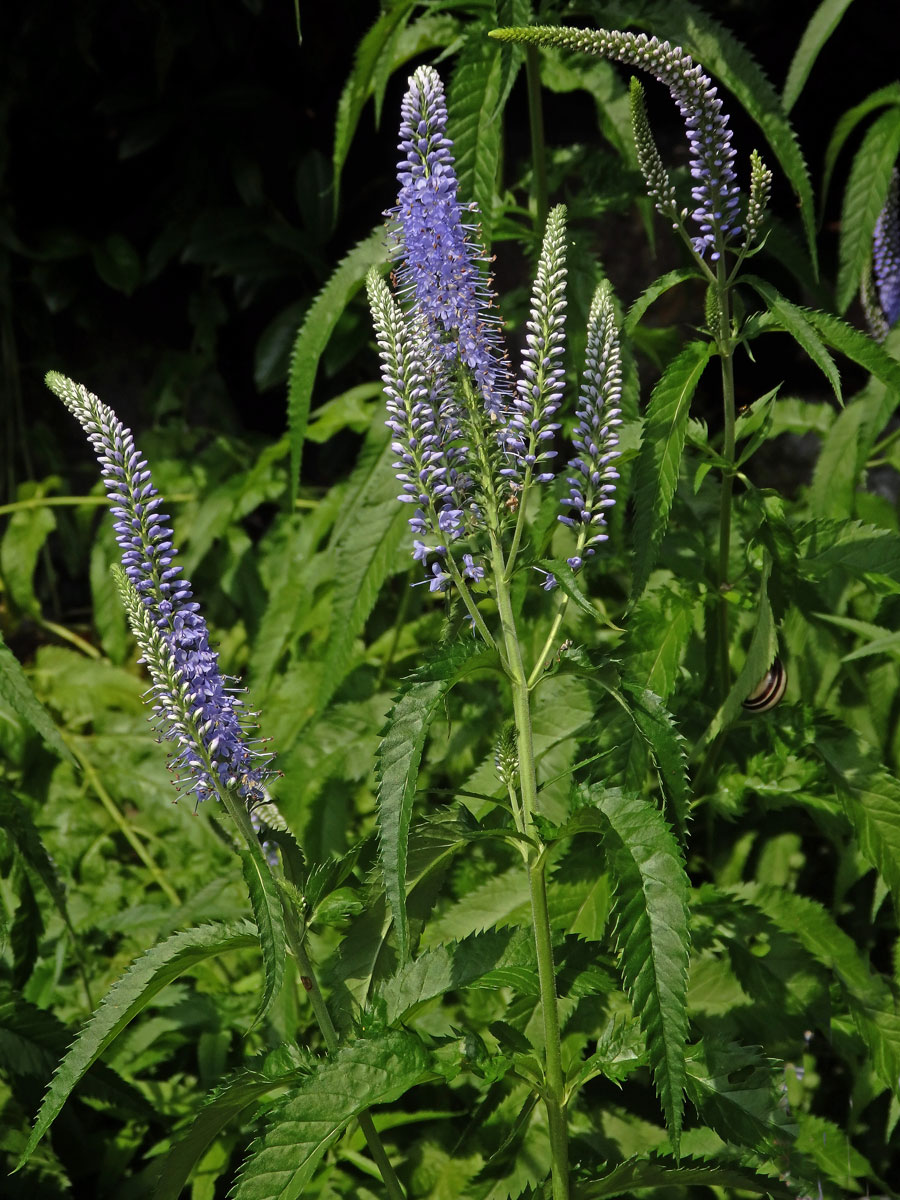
(1, 0, 894, 496)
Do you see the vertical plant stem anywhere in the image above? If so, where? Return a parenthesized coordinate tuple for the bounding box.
(525, 46, 549, 232)
(221, 789, 407, 1200)
(715, 257, 736, 695)
(492, 542, 570, 1200)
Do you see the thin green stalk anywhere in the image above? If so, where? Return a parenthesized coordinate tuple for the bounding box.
(525, 46, 548, 232)
(220, 788, 407, 1200)
(492, 539, 570, 1200)
(714, 254, 736, 696)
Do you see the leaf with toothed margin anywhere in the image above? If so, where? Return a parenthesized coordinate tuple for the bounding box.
(376, 641, 499, 961)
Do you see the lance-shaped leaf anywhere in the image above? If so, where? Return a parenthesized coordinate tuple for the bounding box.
(631, 341, 712, 601)
(232, 1030, 431, 1199)
(684, 1038, 792, 1153)
(17, 921, 258, 1168)
(239, 842, 286, 1025)
(376, 642, 499, 960)
(782, 0, 856, 113)
(577, 1154, 795, 1198)
(378, 927, 538, 1025)
(573, 787, 691, 1148)
(0, 632, 73, 764)
(287, 227, 386, 503)
(732, 882, 900, 1100)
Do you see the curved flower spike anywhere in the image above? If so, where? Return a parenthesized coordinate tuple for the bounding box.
(47, 372, 274, 807)
(490, 24, 742, 260)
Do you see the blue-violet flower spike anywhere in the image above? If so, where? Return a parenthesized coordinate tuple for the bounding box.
(388, 64, 513, 415)
(504, 204, 568, 482)
(874, 168, 900, 331)
(490, 25, 742, 260)
(559, 282, 622, 555)
(47, 372, 274, 808)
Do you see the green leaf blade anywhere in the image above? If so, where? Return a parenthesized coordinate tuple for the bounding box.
(376, 642, 498, 960)
(630, 340, 712, 600)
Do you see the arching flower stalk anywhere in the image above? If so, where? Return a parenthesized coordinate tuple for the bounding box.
(47, 372, 275, 811)
(490, 25, 750, 263)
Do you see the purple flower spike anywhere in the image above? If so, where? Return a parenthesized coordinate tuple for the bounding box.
(505, 204, 568, 482)
(388, 65, 513, 415)
(48, 373, 274, 809)
(559, 282, 622, 556)
(490, 25, 742, 260)
(874, 169, 900, 331)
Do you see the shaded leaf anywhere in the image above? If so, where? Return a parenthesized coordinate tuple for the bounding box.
(631, 340, 713, 600)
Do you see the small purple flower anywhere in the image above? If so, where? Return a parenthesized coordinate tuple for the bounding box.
(490, 25, 742, 260)
(48, 373, 273, 808)
(387, 65, 513, 416)
(559, 282, 622, 556)
(874, 169, 900, 330)
(461, 554, 485, 582)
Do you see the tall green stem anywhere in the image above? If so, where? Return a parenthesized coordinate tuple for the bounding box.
(492, 539, 570, 1200)
(220, 789, 407, 1200)
(714, 256, 736, 695)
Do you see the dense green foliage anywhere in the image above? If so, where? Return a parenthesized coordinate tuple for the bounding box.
(3, 2, 900, 1198)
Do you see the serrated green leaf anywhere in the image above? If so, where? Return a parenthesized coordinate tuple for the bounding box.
(0, 787, 78, 949)
(580, 786, 691, 1146)
(821, 84, 900, 215)
(379, 927, 537, 1024)
(232, 1031, 430, 1200)
(732, 882, 900, 1099)
(577, 1153, 794, 1198)
(622, 684, 690, 837)
(449, 16, 513, 249)
(624, 268, 697, 336)
(798, 518, 900, 591)
(287, 228, 386, 503)
(239, 845, 286, 1025)
(316, 492, 409, 716)
(795, 1111, 878, 1190)
(684, 1039, 791, 1153)
(332, 1, 417, 213)
(155, 1070, 288, 1200)
(0, 633, 73, 763)
(16, 921, 258, 1168)
(744, 277, 841, 401)
(782, 0, 856, 113)
(376, 642, 498, 960)
(624, 587, 694, 701)
(802, 304, 900, 393)
(422, 867, 531, 947)
(631, 340, 712, 600)
(816, 725, 900, 918)
(836, 105, 900, 313)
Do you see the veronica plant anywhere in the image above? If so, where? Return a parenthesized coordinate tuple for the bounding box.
(368, 65, 632, 1198)
(21, 374, 410, 1200)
